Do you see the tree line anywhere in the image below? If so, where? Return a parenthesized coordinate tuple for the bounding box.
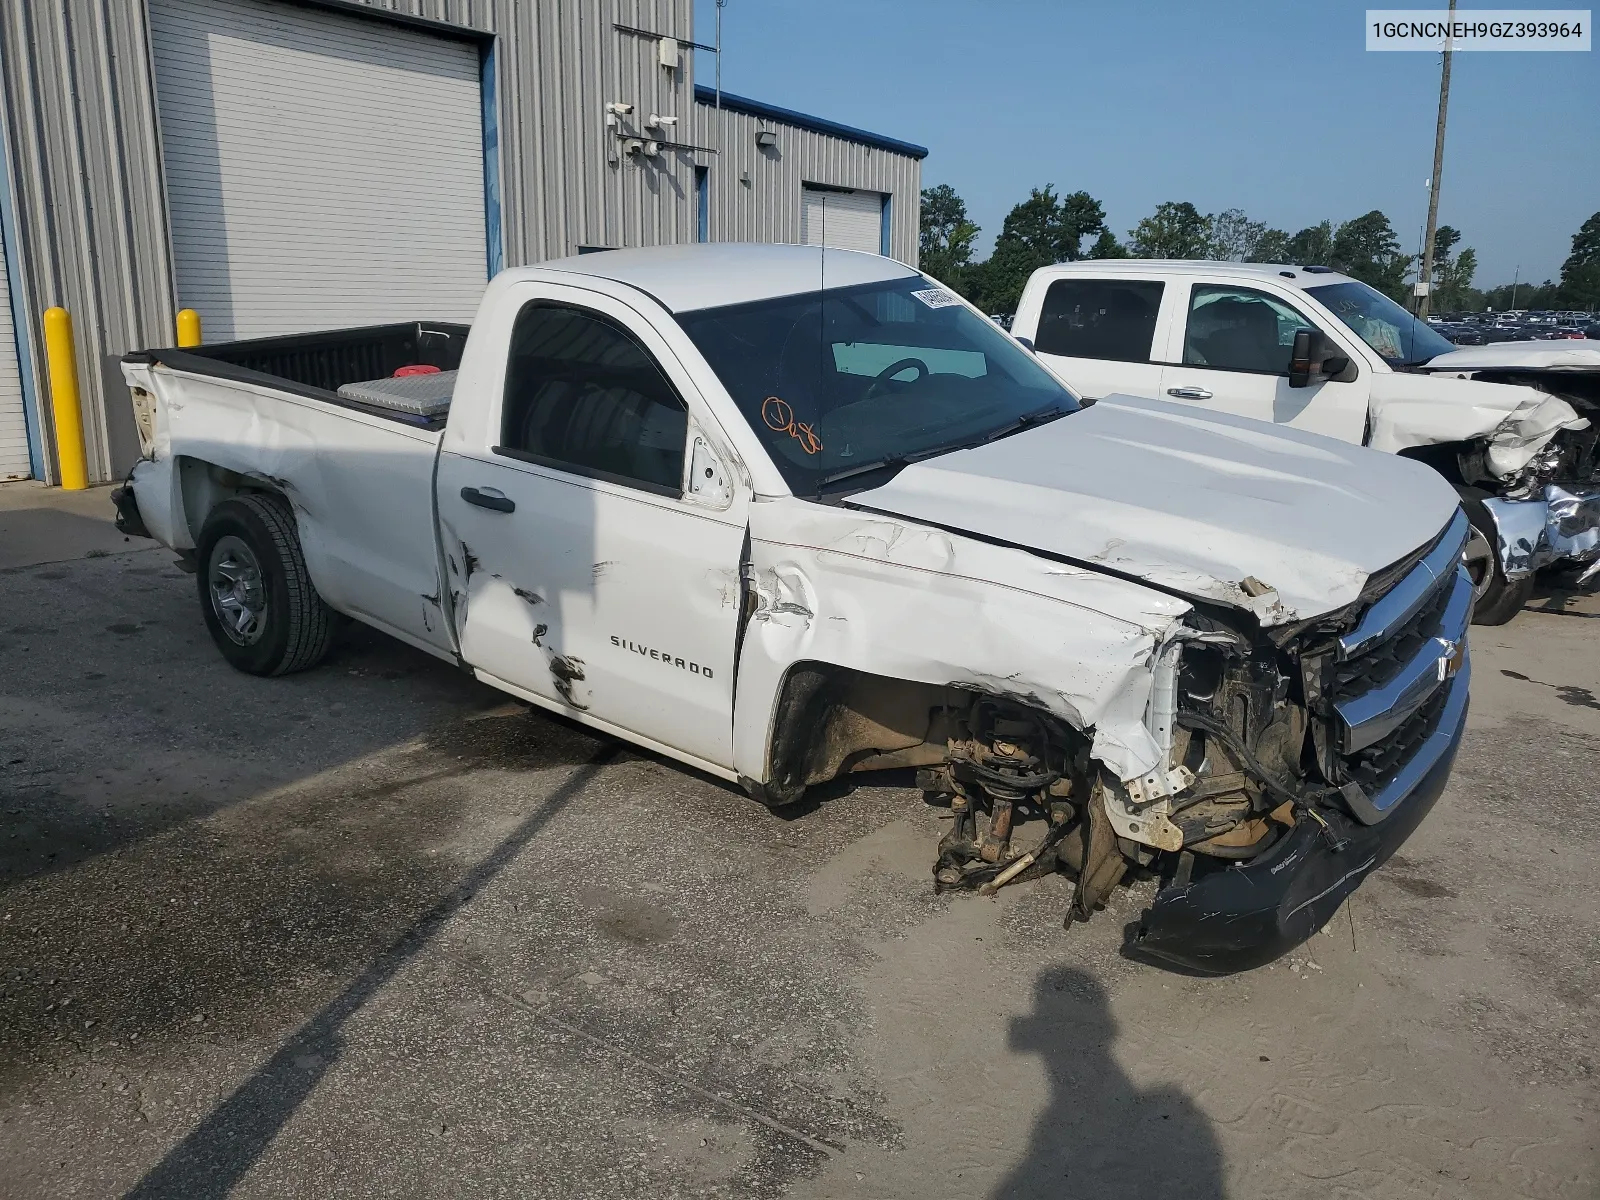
(920, 183, 1600, 317)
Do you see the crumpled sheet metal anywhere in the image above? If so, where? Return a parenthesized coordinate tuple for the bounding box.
(1483, 485, 1600, 579)
(731, 501, 1193, 788)
(1546, 485, 1600, 564)
(1367, 373, 1590, 478)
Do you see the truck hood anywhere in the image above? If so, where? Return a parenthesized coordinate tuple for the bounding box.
(849, 394, 1459, 625)
(1421, 340, 1600, 373)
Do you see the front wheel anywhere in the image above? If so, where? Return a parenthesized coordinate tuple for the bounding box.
(1462, 499, 1535, 626)
(195, 493, 337, 675)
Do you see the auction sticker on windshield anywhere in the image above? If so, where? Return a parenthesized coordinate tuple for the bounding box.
(911, 287, 963, 309)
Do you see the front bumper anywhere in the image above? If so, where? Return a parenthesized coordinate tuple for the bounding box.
(1483, 484, 1600, 583)
(1125, 660, 1470, 976)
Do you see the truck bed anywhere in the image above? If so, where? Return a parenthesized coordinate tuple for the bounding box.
(121, 323, 463, 659)
(122, 321, 470, 429)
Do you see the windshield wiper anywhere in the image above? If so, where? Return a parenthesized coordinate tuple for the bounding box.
(973, 404, 1074, 446)
(814, 454, 912, 490)
(812, 405, 1074, 493)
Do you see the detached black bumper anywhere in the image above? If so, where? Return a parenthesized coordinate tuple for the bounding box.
(1125, 689, 1467, 976)
(110, 483, 151, 540)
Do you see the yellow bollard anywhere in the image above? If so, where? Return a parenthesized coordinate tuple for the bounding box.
(176, 308, 201, 348)
(43, 307, 89, 491)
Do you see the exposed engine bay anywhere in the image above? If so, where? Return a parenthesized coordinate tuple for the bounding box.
(754, 508, 1471, 974)
(919, 616, 1326, 921)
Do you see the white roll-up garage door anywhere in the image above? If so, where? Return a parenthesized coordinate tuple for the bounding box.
(801, 186, 885, 255)
(0, 214, 29, 480)
(149, 0, 488, 342)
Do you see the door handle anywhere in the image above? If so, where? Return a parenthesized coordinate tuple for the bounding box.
(1166, 386, 1214, 401)
(461, 486, 515, 513)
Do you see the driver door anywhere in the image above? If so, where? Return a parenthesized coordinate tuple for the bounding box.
(1158, 281, 1369, 443)
(434, 285, 748, 771)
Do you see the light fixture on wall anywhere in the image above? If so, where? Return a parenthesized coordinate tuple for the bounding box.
(755, 129, 777, 149)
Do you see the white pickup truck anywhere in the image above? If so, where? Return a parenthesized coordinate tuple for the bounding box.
(116, 244, 1472, 974)
(1010, 262, 1600, 623)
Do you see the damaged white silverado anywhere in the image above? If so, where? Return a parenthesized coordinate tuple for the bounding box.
(117, 245, 1473, 973)
(1011, 262, 1600, 623)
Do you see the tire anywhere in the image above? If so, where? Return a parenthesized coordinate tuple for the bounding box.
(1462, 497, 1536, 626)
(195, 493, 336, 675)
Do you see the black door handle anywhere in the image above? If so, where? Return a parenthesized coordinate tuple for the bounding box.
(461, 486, 515, 513)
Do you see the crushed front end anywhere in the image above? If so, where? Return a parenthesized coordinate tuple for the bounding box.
(1437, 368, 1600, 587)
(922, 510, 1473, 974)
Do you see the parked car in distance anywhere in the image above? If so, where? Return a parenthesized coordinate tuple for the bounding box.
(117, 244, 1473, 974)
(1008, 261, 1600, 622)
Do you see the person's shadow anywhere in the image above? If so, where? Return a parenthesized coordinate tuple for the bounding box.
(992, 966, 1227, 1199)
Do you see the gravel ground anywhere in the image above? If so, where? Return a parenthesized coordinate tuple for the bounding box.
(1, 530, 1596, 1198)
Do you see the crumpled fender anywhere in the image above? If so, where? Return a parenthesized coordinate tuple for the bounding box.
(731, 498, 1193, 789)
(1367, 372, 1590, 477)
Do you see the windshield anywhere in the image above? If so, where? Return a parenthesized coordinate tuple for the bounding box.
(677, 277, 1079, 495)
(1305, 280, 1455, 367)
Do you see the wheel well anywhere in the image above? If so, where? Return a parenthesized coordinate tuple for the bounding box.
(754, 662, 964, 806)
(1396, 440, 1492, 489)
(178, 456, 289, 544)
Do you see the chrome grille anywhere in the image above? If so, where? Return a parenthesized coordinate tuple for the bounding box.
(1324, 509, 1473, 824)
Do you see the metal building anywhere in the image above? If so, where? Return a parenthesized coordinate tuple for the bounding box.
(0, 0, 927, 484)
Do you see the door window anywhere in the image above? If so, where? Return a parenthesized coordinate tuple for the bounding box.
(498, 303, 688, 494)
(1183, 286, 1315, 375)
(1034, 279, 1164, 362)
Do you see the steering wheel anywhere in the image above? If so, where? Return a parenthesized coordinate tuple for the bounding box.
(865, 357, 929, 398)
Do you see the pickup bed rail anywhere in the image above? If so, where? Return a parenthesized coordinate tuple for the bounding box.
(123, 321, 470, 429)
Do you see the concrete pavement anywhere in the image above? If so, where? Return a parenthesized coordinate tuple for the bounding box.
(0, 491, 1596, 1198)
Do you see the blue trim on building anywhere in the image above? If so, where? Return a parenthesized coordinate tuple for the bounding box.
(693, 85, 928, 159)
(0, 125, 43, 479)
(481, 40, 504, 279)
(880, 193, 892, 257)
(695, 166, 710, 242)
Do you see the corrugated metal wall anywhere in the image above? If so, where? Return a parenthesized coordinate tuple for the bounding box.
(697, 101, 920, 263)
(0, 0, 176, 483)
(0, 0, 921, 482)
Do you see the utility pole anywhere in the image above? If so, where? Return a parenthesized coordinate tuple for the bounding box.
(715, 0, 726, 113)
(1418, 0, 1456, 319)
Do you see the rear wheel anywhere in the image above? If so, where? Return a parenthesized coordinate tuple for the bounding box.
(1462, 498, 1535, 626)
(196, 493, 336, 675)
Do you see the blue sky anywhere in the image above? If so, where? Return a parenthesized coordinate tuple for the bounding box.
(693, 0, 1598, 286)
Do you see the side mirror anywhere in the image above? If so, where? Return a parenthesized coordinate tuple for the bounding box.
(1013, 335, 1035, 353)
(1288, 329, 1353, 388)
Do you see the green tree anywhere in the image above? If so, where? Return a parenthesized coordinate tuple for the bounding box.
(1128, 201, 1213, 258)
(1431, 224, 1462, 262)
(1247, 226, 1294, 264)
(1211, 208, 1268, 262)
(1481, 279, 1560, 312)
(1558, 211, 1600, 309)
(1285, 221, 1335, 266)
(1086, 229, 1129, 259)
(1330, 210, 1412, 302)
(1435, 247, 1477, 311)
(919, 183, 980, 288)
(969, 185, 1108, 312)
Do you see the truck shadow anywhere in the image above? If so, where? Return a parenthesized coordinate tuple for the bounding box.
(992, 966, 1226, 1199)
